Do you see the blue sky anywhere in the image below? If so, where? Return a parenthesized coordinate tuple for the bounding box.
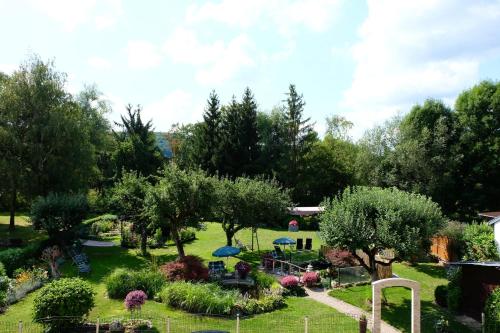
(1, 0, 499, 138)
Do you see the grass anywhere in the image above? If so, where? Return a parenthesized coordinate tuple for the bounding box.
(0, 213, 47, 245)
(329, 262, 476, 333)
(0, 219, 361, 332)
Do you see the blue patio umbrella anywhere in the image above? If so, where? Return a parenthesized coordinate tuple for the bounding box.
(273, 237, 296, 261)
(212, 246, 241, 266)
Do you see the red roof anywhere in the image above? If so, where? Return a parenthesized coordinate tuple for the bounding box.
(478, 211, 500, 219)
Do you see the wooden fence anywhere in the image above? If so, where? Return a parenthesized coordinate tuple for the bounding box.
(430, 236, 454, 262)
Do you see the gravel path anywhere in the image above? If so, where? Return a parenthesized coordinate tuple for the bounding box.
(305, 287, 401, 333)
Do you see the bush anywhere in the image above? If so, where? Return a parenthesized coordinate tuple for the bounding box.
(0, 269, 9, 309)
(179, 229, 196, 243)
(434, 285, 448, 307)
(160, 255, 209, 282)
(236, 290, 285, 315)
(463, 223, 499, 261)
(30, 193, 88, 240)
(252, 271, 276, 290)
(105, 268, 166, 299)
(447, 267, 462, 313)
(280, 275, 299, 288)
(324, 248, 358, 267)
(121, 224, 139, 248)
(124, 290, 147, 312)
(0, 262, 5, 276)
(235, 261, 251, 279)
(33, 278, 94, 332)
(437, 221, 466, 259)
(484, 288, 500, 332)
(302, 272, 320, 287)
(90, 220, 115, 235)
(160, 281, 239, 315)
(0, 244, 39, 276)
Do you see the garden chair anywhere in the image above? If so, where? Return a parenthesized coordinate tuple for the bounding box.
(208, 261, 226, 277)
(274, 246, 286, 259)
(305, 238, 312, 251)
(296, 238, 304, 251)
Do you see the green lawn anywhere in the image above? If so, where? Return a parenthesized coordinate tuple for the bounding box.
(0, 213, 47, 245)
(329, 263, 476, 333)
(0, 220, 361, 332)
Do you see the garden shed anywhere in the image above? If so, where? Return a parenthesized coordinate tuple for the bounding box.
(448, 261, 500, 320)
(478, 211, 500, 253)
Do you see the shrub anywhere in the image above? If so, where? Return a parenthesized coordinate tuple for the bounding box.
(302, 272, 320, 287)
(0, 244, 39, 276)
(463, 223, 499, 261)
(235, 261, 251, 279)
(252, 271, 276, 290)
(324, 248, 358, 267)
(105, 268, 166, 299)
(160, 255, 209, 282)
(91, 220, 115, 235)
(121, 224, 139, 248)
(447, 267, 462, 313)
(0, 272, 9, 309)
(160, 281, 239, 315)
(280, 275, 299, 288)
(124, 290, 147, 312)
(179, 229, 196, 243)
(30, 193, 88, 240)
(236, 290, 285, 315)
(33, 278, 94, 332)
(0, 262, 5, 277)
(434, 285, 448, 307)
(484, 288, 500, 332)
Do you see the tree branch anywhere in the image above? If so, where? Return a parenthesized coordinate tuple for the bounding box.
(352, 251, 371, 273)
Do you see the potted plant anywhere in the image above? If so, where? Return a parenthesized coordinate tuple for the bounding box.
(235, 261, 251, 279)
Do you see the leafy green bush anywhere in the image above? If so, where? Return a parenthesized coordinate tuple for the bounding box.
(484, 288, 500, 333)
(447, 267, 462, 313)
(179, 228, 196, 243)
(236, 291, 285, 315)
(105, 268, 166, 299)
(434, 285, 448, 307)
(84, 214, 118, 225)
(30, 193, 88, 240)
(33, 278, 94, 332)
(90, 220, 115, 235)
(436, 221, 466, 259)
(0, 244, 39, 276)
(251, 271, 276, 290)
(0, 265, 9, 309)
(463, 223, 499, 261)
(120, 224, 139, 248)
(0, 262, 5, 277)
(160, 281, 239, 315)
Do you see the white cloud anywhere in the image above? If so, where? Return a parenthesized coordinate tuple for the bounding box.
(30, 0, 122, 31)
(186, 0, 343, 35)
(87, 56, 112, 70)
(143, 90, 204, 130)
(163, 29, 255, 85)
(0, 63, 17, 74)
(341, 0, 500, 139)
(126, 40, 162, 70)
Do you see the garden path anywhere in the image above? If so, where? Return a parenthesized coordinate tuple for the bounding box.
(81, 239, 116, 247)
(305, 287, 401, 333)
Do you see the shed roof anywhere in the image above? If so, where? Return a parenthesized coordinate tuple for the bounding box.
(448, 261, 500, 267)
(478, 211, 500, 218)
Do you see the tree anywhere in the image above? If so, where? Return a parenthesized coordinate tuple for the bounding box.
(213, 177, 292, 246)
(113, 104, 164, 178)
(145, 165, 214, 258)
(455, 81, 500, 218)
(110, 171, 151, 255)
(200, 90, 222, 174)
(239, 87, 260, 175)
(325, 115, 353, 141)
(219, 96, 244, 176)
(0, 56, 97, 230)
(320, 187, 445, 281)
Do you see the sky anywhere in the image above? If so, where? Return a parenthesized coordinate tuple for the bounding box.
(1, 0, 500, 139)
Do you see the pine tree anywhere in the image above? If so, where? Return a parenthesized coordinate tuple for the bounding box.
(200, 90, 222, 174)
(239, 87, 260, 175)
(219, 96, 243, 176)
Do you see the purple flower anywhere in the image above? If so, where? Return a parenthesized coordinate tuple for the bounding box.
(124, 290, 147, 311)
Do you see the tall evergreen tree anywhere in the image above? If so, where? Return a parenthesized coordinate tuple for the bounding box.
(200, 90, 222, 174)
(239, 87, 259, 175)
(219, 96, 243, 176)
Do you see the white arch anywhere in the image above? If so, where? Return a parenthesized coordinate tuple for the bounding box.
(372, 278, 421, 333)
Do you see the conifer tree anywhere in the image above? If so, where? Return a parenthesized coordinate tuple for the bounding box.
(200, 90, 222, 174)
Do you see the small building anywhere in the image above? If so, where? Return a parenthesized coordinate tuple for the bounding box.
(448, 261, 500, 320)
(478, 211, 500, 253)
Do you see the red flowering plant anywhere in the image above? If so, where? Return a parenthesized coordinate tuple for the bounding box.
(302, 272, 320, 287)
(235, 261, 251, 279)
(124, 290, 147, 316)
(280, 275, 299, 288)
(160, 255, 209, 281)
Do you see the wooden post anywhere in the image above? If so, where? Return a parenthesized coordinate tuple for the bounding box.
(18, 321, 22, 333)
(481, 312, 485, 333)
(236, 314, 240, 333)
(96, 318, 99, 333)
(304, 316, 309, 333)
(166, 317, 171, 333)
(272, 260, 275, 273)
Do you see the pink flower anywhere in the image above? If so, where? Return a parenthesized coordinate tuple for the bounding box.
(124, 290, 147, 311)
(280, 275, 299, 287)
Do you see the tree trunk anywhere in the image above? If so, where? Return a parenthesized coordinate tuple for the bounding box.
(9, 185, 16, 231)
(171, 228, 185, 259)
(226, 230, 234, 246)
(140, 225, 147, 255)
(369, 255, 379, 282)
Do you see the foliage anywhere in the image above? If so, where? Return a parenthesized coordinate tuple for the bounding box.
(105, 268, 166, 299)
(434, 316, 450, 333)
(302, 272, 320, 287)
(434, 285, 448, 308)
(160, 281, 239, 315)
(33, 278, 95, 332)
(251, 271, 276, 290)
(280, 275, 299, 288)
(320, 186, 445, 280)
(124, 290, 147, 312)
(0, 262, 5, 277)
(159, 255, 209, 282)
(213, 176, 292, 246)
(110, 171, 151, 254)
(145, 165, 214, 258)
(30, 193, 88, 240)
(436, 221, 466, 259)
(236, 289, 285, 315)
(324, 248, 358, 267)
(41, 245, 62, 278)
(0, 266, 8, 309)
(112, 104, 164, 178)
(199, 90, 222, 174)
(0, 244, 40, 276)
(446, 266, 462, 313)
(90, 219, 115, 235)
(235, 261, 251, 278)
(484, 288, 500, 331)
(179, 228, 196, 243)
(7, 267, 48, 305)
(120, 223, 139, 248)
(462, 223, 499, 261)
